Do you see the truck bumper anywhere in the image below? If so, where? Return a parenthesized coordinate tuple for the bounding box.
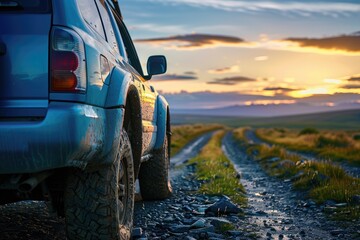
(0, 102, 124, 174)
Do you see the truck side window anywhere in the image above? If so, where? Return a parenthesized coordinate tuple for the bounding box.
(115, 18, 144, 76)
(77, 0, 106, 39)
(96, 0, 120, 54)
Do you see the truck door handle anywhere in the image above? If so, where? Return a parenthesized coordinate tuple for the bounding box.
(0, 42, 6, 56)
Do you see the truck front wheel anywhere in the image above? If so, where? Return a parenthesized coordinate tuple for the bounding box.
(64, 130, 134, 240)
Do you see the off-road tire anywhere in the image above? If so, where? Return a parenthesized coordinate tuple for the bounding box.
(139, 135, 172, 200)
(64, 130, 134, 240)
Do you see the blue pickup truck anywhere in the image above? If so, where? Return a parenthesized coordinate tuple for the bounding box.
(0, 0, 172, 238)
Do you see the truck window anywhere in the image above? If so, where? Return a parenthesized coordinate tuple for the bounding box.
(77, 0, 106, 39)
(96, 0, 120, 54)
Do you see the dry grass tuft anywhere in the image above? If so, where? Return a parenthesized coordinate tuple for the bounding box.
(189, 130, 247, 206)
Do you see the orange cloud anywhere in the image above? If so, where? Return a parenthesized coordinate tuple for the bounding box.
(135, 33, 252, 50)
(282, 33, 360, 54)
(263, 87, 302, 92)
(208, 65, 240, 74)
(341, 84, 360, 89)
(207, 76, 256, 85)
(347, 75, 360, 82)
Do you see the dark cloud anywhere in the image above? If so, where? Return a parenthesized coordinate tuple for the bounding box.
(183, 71, 197, 75)
(263, 87, 302, 92)
(285, 33, 360, 52)
(208, 66, 239, 74)
(135, 33, 246, 49)
(152, 73, 198, 81)
(341, 84, 360, 89)
(347, 76, 360, 82)
(207, 76, 256, 85)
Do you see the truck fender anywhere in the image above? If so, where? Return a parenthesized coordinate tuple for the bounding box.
(104, 67, 134, 108)
(154, 95, 169, 150)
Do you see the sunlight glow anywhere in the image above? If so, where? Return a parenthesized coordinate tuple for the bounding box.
(292, 87, 330, 98)
(244, 100, 296, 105)
(324, 79, 342, 84)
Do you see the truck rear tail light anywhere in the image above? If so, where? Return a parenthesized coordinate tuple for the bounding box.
(50, 27, 86, 92)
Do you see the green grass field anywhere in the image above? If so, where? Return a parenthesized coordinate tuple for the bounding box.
(255, 128, 360, 166)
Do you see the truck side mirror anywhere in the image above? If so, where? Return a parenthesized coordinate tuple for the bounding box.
(147, 55, 167, 76)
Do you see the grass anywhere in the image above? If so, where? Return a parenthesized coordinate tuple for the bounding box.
(170, 124, 223, 156)
(189, 130, 247, 206)
(236, 128, 360, 221)
(255, 128, 360, 166)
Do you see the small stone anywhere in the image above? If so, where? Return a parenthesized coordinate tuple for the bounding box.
(183, 206, 193, 212)
(207, 232, 226, 239)
(267, 157, 281, 163)
(169, 205, 180, 211)
(191, 218, 207, 229)
(255, 210, 267, 216)
(335, 203, 347, 207)
(330, 230, 344, 236)
(169, 225, 191, 233)
(163, 216, 175, 222)
(208, 217, 232, 230)
(324, 200, 336, 206)
(288, 226, 296, 231)
(352, 195, 360, 204)
(205, 197, 243, 216)
(279, 234, 284, 239)
(182, 218, 196, 225)
(132, 227, 143, 238)
(184, 237, 197, 240)
(299, 230, 306, 236)
(189, 225, 215, 234)
(266, 232, 272, 237)
(227, 230, 242, 236)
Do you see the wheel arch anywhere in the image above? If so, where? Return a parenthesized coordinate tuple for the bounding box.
(105, 67, 143, 178)
(123, 85, 142, 178)
(154, 95, 170, 150)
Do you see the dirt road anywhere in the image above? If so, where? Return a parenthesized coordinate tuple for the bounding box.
(0, 131, 359, 239)
(222, 132, 335, 239)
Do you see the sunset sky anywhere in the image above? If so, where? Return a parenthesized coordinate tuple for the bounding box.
(121, 0, 360, 112)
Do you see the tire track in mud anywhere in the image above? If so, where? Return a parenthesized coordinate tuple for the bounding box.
(222, 132, 337, 240)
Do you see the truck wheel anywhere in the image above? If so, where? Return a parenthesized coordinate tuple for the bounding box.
(64, 130, 134, 240)
(139, 134, 172, 200)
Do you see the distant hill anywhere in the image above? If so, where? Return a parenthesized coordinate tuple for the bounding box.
(172, 102, 360, 117)
(172, 109, 360, 129)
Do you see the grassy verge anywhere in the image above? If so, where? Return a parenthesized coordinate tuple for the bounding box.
(255, 128, 360, 166)
(170, 124, 223, 156)
(234, 128, 360, 221)
(189, 130, 247, 206)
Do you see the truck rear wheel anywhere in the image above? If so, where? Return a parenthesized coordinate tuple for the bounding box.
(64, 130, 134, 240)
(139, 135, 172, 200)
